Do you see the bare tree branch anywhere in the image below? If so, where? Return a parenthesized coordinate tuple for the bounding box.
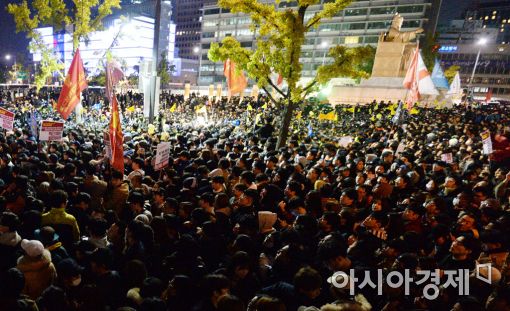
(261, 85, 278, 104)
(266, 76, 286, 98)
(303, 79, 317, 93)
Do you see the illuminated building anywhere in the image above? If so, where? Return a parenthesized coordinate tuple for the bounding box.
(198, 0, 439, 86)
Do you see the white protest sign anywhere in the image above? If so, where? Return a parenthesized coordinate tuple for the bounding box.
(0, 107, 15, 131)
(338, 136, 353, 147)
(39, 120, 64, 141)
(154, 142, 171, 170)
(481, 131, 493, 155)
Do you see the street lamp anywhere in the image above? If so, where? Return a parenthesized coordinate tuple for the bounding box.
(321, 41, 329, 65)
(195, 46, 201, 87)
(4, 54, 18, 84)
(468, 38, 488, 98)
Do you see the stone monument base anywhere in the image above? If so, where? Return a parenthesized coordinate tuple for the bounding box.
(327, 77, 450, 107)
(327, 77, 408, 105)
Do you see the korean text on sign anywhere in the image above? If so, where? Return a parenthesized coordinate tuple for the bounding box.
(154, 142, 171, 170)
(0, 107, 15, 131)
(481, 130, 492, 155)
(39, 120, 65, 141)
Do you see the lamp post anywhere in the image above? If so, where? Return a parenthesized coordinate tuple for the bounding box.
(4, 54, 18, 84)
(194, 46, 200, 87)
(149, 0, 162, 124)
(321, 41, 329, 65)
(468, 38, 487, 98)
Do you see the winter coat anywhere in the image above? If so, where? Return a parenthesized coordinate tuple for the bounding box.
(16, 250, 57, 300)
(104, 182, 130, 216)
(82, 175, 107, 209)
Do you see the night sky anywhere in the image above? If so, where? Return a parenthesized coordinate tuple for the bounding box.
(0, 1, 29, 66)
(0, 0, 471, 66)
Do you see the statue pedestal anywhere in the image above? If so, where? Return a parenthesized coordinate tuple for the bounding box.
(327, 40, 442, 105)
(328, 78, 408, 105)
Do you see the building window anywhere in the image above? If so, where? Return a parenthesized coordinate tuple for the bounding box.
(397, 5, 423, 14)
(301, 51, 313, 58)
(319, 24, 341, 32)
(345, 8, 369, 16)
(402, 20, 421, 28)
(279, 1, 297, 8)
(202, 32, 215, 38)
(304, 38, 315, 45)
(367, 21, 391, 29)
(237, 29, 252, 36)
(203, 21, 218, 27)
(345, 36, 359, 44)
(237, 18, 251, 25)
(343, 22, 365, 30)
(370, 7, 396, 15)
(364, 36, 379, 43)
(204, 8, 220, 15)
(220, 18, 236, 26)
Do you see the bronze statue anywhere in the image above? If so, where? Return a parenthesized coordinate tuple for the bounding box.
(381, 14, 424, 43)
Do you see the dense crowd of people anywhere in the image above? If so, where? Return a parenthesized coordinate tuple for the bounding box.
(0, 86, 510, 311)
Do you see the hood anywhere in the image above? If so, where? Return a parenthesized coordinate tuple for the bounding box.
(113, 182, 130, 195)
(17, 249, 52, 273)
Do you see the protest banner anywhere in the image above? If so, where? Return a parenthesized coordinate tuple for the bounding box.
(154, 142, 171, 170)
(0, 107, 14, 131)
(481, 131, 493, 155)
(39, 120, 64, 141)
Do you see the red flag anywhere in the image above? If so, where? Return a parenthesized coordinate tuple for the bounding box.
(56, 49, 87, 120)
(277, 74, 283, 86)
(109, 95, 124, 173)
(403, 46, 419, 109)
(224, 59, 247, 96)
(485, 88, 493, 103)
(106, 60, 124, 101)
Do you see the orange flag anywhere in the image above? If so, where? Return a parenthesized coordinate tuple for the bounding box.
(56, 49, 87, 120)
(224, 59, 247, 96)
(277, 73, 283, 86)
(109, 95, 124, 173)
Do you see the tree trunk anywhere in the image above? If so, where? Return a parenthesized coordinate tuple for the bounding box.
(276, 99, 295, 149)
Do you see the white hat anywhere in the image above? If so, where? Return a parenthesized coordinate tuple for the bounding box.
(449, 138, 459, 147)
(21, 239, 45, 257)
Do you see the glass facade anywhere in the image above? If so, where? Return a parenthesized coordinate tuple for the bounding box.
(198, 0, 433, 86)
(438, 44, 510, 97)
(465, 1, 510, 44)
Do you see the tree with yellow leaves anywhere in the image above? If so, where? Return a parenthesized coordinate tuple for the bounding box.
(444, 65, 460, 85)
(208, 0, 375, 147)
(7, 0, 121, 90)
